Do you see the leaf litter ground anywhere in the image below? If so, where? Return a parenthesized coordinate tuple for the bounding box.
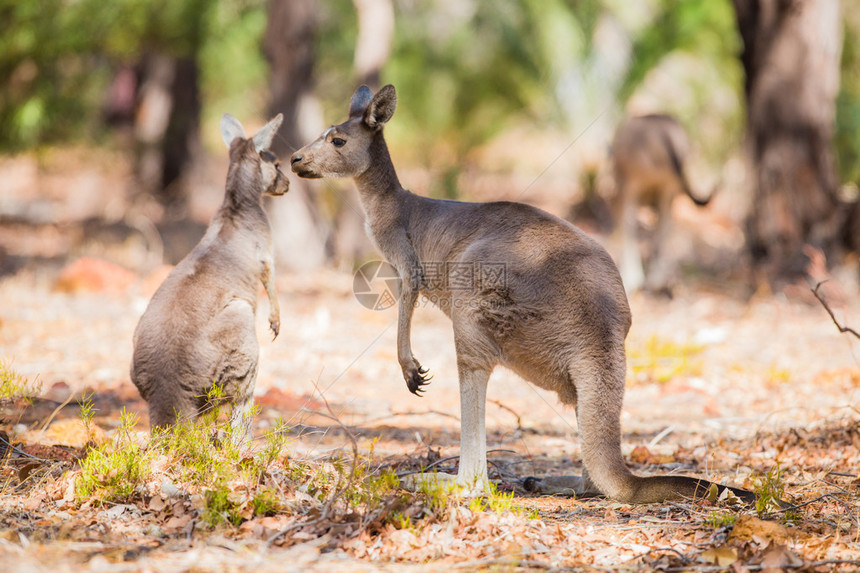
(1, 266, 859, 572)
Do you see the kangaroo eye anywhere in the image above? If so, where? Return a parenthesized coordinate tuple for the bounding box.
(331, 137, 346, 148)
(260, 150, 276, 163)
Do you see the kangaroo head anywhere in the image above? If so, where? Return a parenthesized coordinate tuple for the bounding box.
(221, 113, 290, 197)
(290, 84, 396, 179)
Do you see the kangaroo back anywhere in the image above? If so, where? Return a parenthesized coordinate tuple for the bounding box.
(131, 113, 288, 434)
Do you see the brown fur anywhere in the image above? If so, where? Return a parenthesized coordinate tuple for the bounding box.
(290, 86, 753, 504)
(131, 114, 288, 435)
(611, 114, 715, 293)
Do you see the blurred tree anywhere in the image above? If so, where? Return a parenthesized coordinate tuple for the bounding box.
(330, 0, 395, 266)
(0, 0, 214, 220)
(264, 0, 329, 270)
(733, 0, 846, 284)
(352, 0, 394, 88)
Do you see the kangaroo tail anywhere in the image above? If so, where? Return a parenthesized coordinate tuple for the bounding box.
(661, 132, 712, 207)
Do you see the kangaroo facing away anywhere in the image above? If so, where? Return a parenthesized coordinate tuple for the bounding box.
(611, 114, 715, 294)
(131, 113, 288, 436)
(290, 85, 755, 504)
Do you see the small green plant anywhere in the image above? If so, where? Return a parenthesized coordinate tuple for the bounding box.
(706, 511, 738, 528)
(254, 417, 290, 477)
(753, 464, 786, 517)
(251, 488, 280, 516)
(467, 482, 530, 516)
(392, 512, 413, 530)
(348, 467, 400, 509)
(76, 409, 152, 504)
(202, 483, 243, 527)
(416, 474, 453, 515)
(78, 391, 97, 441)
(0, 361, 40, 402)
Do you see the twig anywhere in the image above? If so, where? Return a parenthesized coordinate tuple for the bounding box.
(396, 454, 460, 478)
(451, 557, 552, 570)
(488, 399, 523, 429)
(268, 380, 361, 547)
(357, 409, 460, 426)
(38, 392, 76, 432)
(759, 492, 855, 519)
(632, 546, 692, 564)
(826, 471, 858, 478)
(0, 434, 50, 462)
(396, 449, 518, 478)
(812, 280, 860, 338)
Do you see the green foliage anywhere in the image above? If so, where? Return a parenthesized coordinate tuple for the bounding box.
(0, 360, 40, 402)
(381, 0, 578, 166)
(201, 484, 243, 527)
(198, 0, 269, 149)
(706, 511, 738, 528)
(0, 0, 234, 150)
(467, 482, 525, 516)
(752, 464, 786, 517)
(78, 391, 96, 429)
(619, 0, 740, 103)
(76, 409, 153, 504)
(836, 13, 860, 185)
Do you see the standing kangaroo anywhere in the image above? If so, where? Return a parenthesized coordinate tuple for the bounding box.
(131, 113, 288, 436)
(611, 114, 715, 293)
(291, 86, 754, 503)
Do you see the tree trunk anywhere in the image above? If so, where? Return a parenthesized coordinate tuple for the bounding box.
(132, 53, 201, 222)
(330, 0, 395, 267)
(264, 0, 329, 271)
(353, 0, 394, 88)
(732, 0, 843, 283)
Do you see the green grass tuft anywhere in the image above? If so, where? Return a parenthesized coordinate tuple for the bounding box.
(0, 360, 40, 402)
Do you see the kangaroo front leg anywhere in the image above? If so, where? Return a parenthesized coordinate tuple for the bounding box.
(397, 270, 429, 396)
(261, 254, 280, 339)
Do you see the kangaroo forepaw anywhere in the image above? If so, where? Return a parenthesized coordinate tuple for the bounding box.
(269, 316, 280, 340)
(405, 363, 432, 396)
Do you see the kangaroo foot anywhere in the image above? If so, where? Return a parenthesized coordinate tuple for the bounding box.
(522, 475, 603, 497)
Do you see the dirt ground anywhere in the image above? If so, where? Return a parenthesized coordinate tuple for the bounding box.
(1, 262, 859, 571)
(1, 150, 859, 571)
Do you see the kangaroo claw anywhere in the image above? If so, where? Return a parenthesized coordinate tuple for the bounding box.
(405, 362, 431, 396)
(269, 317, 280, 340)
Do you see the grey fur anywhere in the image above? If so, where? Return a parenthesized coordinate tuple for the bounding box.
(290, 86, 754, 504)
(131, 114, 288, 435)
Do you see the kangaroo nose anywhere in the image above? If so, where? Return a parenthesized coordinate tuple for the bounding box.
(290, 153, 303, 165)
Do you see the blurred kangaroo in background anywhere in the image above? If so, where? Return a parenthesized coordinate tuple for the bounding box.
(611, 114, 715, 294)
(290, 85, 754, 504)
(131, 113, 288, 437)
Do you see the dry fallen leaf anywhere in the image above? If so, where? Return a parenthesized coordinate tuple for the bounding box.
(759, 542, 804, 570)
(729, 515, 804, 545)
(163, 514, 192, 534)
(699, 546, 738, 566)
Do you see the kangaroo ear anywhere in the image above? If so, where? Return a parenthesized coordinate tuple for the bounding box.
(252, 113, 284, 152)
(364, 84, 396, 130)
(220, 114, 247, 148)
(349, 85, 374, 118)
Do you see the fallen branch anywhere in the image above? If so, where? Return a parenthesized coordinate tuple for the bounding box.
(812, 280, 860, 338)
(488, 399, 523, 429)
